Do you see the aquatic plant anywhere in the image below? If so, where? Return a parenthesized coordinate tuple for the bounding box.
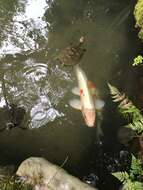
(112, 155, 143, 190)
(133, 55, 143, 66)
(108, 83, 143, 135)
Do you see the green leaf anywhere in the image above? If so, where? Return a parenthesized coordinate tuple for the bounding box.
(133, 55, 143, 66)
(133, 181, 143, 189)
(112, 171, 129, 182)
(130, 155, 143, 177)
(122, 180, 142, 190)
(108, 83, 143, 135)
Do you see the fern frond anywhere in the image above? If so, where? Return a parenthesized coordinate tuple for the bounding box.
(130, 155, 143, 177)
(108, 83, 143, 134)
(108, 83, 121, 99)
(112, 171, 129, 182)
(127, 122, 143, 134)
(108, 83, 133, 110)
(133, 181, 143, 189)
(112, 154, 143, 189)
(122, 180, 143, 190)
(122, 181, 143, 190)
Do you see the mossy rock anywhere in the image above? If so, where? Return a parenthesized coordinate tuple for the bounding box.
(134, 0, 143, 40)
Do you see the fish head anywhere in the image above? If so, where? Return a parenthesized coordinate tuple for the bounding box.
(82, 108, 96, 127)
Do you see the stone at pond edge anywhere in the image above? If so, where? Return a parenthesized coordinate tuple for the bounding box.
(16, 157, 97, 190)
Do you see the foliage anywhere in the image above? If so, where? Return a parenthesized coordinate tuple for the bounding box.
(108, 83, 143, 135)
(133, 55, 143, 66)
(108, 83, 143, 189)
(112, 155, 143, 190)
(0, 176, 32, 190)
(130, 155, 143, 179)
(112, 171, 129, 182)
(134, 0, 143, 41)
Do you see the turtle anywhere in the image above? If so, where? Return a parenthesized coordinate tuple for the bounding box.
(57, 36, 86, 66)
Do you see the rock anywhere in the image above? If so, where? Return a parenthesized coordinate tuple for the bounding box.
(57, 36, 86, 66)
(82, 173, 99, 187)
(16, 157, 97, 190)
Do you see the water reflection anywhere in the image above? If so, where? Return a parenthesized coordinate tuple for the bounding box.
(0, 0, 49, 56)
(0, 58, 71, 129)
(0, 0, 71, 129)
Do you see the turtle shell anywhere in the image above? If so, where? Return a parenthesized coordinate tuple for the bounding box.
(57, 37, 86, 66)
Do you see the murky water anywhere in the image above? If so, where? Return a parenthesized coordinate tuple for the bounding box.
(0, 0, 140, 186)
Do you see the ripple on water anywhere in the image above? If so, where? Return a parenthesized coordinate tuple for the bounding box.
(0, 58, 72, 129)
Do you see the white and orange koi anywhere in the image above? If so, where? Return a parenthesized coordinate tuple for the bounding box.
(69, 65, 104, 127)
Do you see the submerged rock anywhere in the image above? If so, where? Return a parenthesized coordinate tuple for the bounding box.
(0, 104, 28, 131)
(82, 173, 99, 188)
(134, 0, 143, 40)
(57, 37, 86, 66)
(16, 157, 97, 190)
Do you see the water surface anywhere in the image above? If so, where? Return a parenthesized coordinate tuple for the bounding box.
(0, 0, 140, 179)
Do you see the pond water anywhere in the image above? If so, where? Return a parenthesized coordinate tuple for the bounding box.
(0, 0, 141, 189)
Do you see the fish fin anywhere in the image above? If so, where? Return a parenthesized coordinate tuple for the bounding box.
(69, 99, 81, 110)
(95, 99, 105, 110)
(88, 81, 96, 89)
(88, 81, 98, 96)
(71, 87, 80, 96)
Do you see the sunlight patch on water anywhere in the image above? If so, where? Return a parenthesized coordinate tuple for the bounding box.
(0, 57, 71, 129)
(0, 97, 6, 108)
(23, 59, 48, 82)
(0, 0, 49, 56)
(30, 95, 64, 129)
(25, 0, 48, 20)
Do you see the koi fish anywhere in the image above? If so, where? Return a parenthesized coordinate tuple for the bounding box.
(69, 65, 104, 127)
